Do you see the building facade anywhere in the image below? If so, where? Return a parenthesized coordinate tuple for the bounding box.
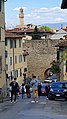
(0, 0, 6, 96)
(56, 39, 67, 81)
(5, 32, 28, 86)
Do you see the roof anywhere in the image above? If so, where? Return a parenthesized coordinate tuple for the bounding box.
(6, 27, 53, 34)
(50, 29, 67, 40)
(5, 31, 23, 38)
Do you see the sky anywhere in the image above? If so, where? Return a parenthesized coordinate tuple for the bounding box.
(5, 0, 67, 28)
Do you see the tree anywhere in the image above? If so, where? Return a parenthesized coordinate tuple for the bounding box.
(50, 60, 60, 74)
(40, 26, 51, 31)
(32, 26, 41, 40)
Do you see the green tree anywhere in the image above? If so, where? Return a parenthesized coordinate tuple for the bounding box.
(50, 60, 60, 74)
(40, 26, 51, 31)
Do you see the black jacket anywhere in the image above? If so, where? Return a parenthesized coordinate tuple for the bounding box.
(10, 81, 19, 93)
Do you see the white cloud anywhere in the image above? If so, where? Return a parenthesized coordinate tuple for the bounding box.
(25, 7, 67, 24)
(6, 6, 67, 27)
(14, 7, 27, 11)
(55, 18, 63, 21)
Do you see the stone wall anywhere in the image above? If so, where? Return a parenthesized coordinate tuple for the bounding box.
(23, 39, 59, 81)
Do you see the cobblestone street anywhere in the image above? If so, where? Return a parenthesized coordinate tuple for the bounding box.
(0, 95, 67, 119)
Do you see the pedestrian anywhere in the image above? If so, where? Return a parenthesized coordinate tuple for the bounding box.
(21, 83, 24, 99)
(10, 78, 19, 103)
(25, 83, 30, 98)
(30, 75, 39, 103)
(45, 83, 50, 99)
(38, 82, 42, 97)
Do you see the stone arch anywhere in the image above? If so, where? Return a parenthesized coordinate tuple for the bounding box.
(44, 68, 51, 80)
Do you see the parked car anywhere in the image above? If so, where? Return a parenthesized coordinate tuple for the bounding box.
(44, 77, 53, 83)
(44, 74, 58, 83)
(41, 83, 46, 96)
(48, 82, 67, 100)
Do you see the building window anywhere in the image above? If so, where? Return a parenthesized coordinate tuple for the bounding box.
(0, 56, 2, 73)
(15, 56, 17, 64)
(10, 40, 13, 48)
(19, 39, 21, 47)
(10, 57, 12, 65)
(5, 39, 8, 46)
(14, 40, 16, 48)
(24, 56, 26, 62)
(57, 51, 59, 61)
(24, 68, 27, 72)
(10, 71, 13, 80)
(5, 50, 8, 58)
(19, 55, 22, 62)
(15, 70, 18, 78)
(66, 61, 67, 72)
(0, 28, 1, 41)
(6, 64, 8, 71)
(20, 68, 22, 77)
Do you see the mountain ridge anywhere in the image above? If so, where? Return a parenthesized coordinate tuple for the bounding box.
(40, 22, 67, 29)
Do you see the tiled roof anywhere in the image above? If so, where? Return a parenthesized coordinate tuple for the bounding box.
(6, 28, 53, 34)
(5, 31, 23, 38)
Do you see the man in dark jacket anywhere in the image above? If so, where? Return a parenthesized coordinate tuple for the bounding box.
(10, 78, 19, 103)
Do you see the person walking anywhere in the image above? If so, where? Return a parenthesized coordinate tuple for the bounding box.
(30, 75, 39, 103)
(10, 78, 19, 103)
(25, 83, 30, 98)
(38, 82, 42, 97)
(21, 83, 25, 99)
(45, 83, 50, 99)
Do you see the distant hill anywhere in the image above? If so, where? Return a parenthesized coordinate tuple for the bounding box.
(40, 22, 67, 29)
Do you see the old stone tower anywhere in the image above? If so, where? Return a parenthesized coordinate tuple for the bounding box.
(16, 8, 24, 28)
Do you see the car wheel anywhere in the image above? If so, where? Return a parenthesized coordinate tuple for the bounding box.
(48, 97, 55, 100)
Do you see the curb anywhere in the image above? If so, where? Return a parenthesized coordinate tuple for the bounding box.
(0, 97, 10, 103)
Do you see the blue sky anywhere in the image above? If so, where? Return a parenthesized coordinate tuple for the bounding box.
(5, 0, 67, 28)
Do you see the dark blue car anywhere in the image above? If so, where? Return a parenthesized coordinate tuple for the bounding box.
(48, 82, 67, 100)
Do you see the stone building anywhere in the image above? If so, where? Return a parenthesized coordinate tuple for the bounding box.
(5, 31, 28, 86)
(0, 0, 6, 97)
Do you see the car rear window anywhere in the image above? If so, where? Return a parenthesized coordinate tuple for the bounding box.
(51, 82, 67, 88)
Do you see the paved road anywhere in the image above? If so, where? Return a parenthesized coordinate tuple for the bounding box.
(0, 95, 67, 119)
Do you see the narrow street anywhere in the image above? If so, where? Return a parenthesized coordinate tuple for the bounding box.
(0, 95, 67, 119)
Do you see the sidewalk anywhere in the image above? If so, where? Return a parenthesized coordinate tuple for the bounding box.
(0, 96, 10, 103)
